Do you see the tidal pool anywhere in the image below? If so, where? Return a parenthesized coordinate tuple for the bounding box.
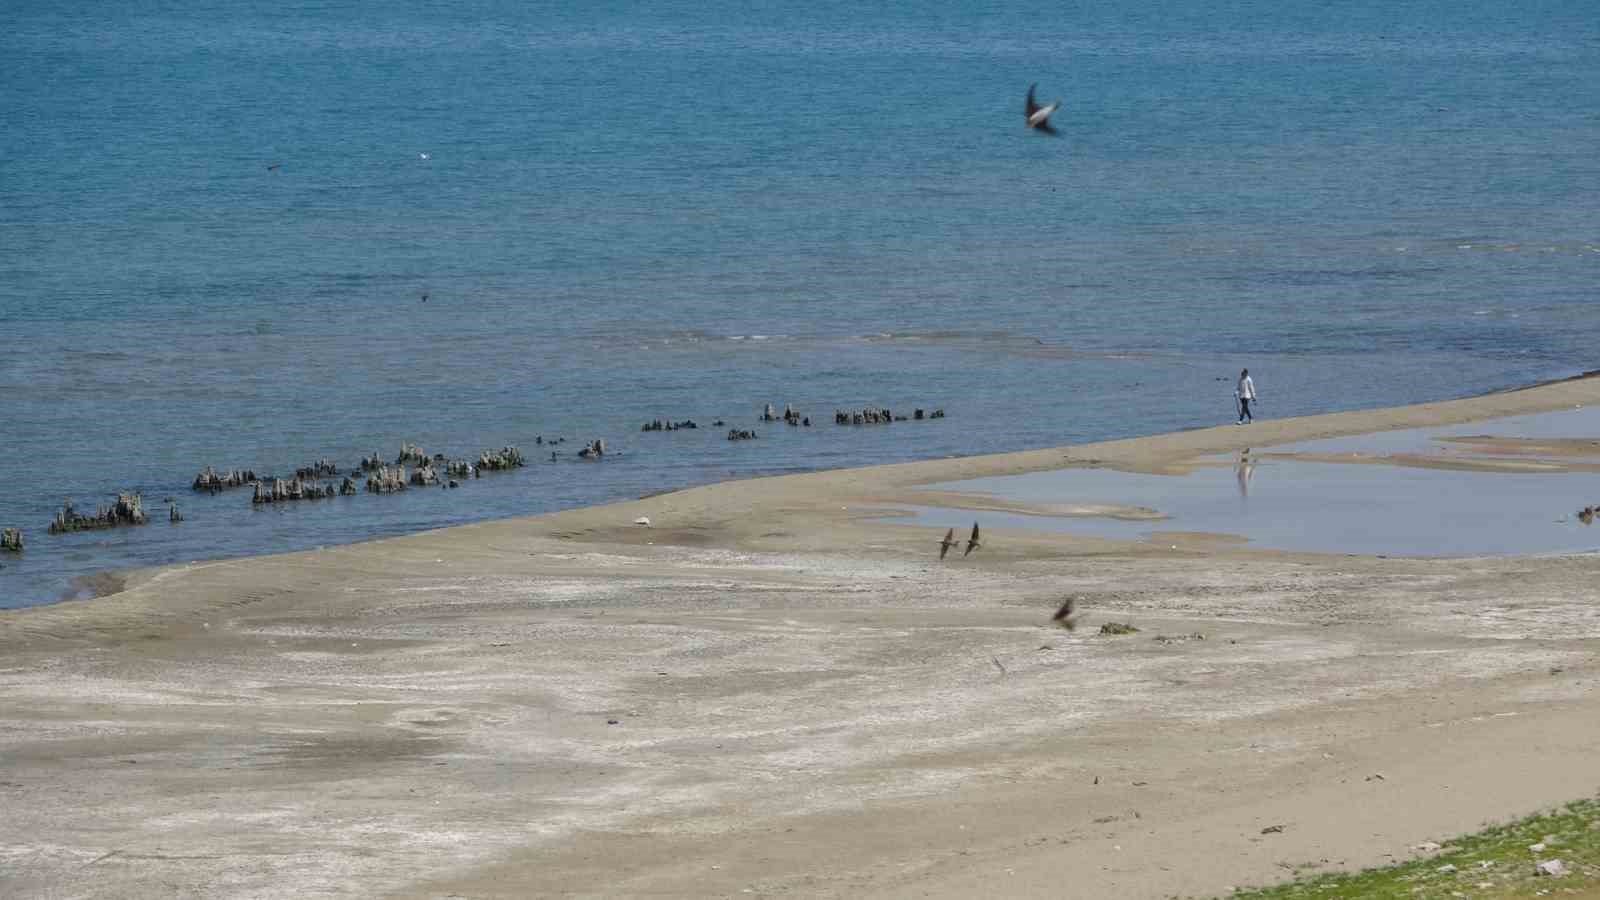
(902, 407, 1600, 558)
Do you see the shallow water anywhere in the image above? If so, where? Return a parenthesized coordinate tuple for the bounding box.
(902, 408, 1600, 557)
(1271, 404, 1600, 458)
(3, 0, 1599, 605)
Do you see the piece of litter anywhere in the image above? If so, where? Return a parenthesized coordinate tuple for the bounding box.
(1478, 860, 1494, 868)
(1529, 842, 1546, 853)
(634, 516, 651, 526)
(1437, 863, 1456, 873)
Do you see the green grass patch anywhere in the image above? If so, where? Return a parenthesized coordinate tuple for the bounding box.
(1225, 797, 1600, 899)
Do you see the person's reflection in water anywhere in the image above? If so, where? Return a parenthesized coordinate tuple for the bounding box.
(1235, 449, 1256, 499)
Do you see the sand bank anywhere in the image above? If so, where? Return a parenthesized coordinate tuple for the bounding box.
(3, 376, 1600, 898)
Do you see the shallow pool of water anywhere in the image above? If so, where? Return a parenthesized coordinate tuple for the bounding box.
(1272, 404, 1600, 458)
(904, 407, 1600, 557)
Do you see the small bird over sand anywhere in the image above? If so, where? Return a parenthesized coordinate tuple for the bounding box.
(1052, 597, 1078, 631)
(964, 521, 981, 557)
(938, 527, 959, 560)
(1025, 83, 1060, 136)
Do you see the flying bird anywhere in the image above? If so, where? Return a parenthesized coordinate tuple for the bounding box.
(266, 163, 282, 172)
(1052, 597, 1078, 631)
(964, 521, 981, 557)
(1025, 83, 1060, 136)
(938, 527, 959, 560)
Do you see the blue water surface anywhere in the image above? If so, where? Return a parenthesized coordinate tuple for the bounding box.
(2, 0, 1598, 606)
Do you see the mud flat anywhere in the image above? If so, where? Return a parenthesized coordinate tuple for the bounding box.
(3, 376, 1600, 898)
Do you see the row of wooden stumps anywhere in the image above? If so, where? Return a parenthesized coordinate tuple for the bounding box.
(761, 404, 810, 427)
(834, 406, 944, 425)
(191, 443, 531, 503)
(47, 494, 148, 534)
(759, 403, 948, 427)
(641, 419, 698, 432)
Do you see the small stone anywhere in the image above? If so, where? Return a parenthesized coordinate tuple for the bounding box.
(606, 719, 620, 725)
(1436, 863, 1456, 873)
(1260, 824, 1285, 834)
(1529, 842, 1546, 853)
(634, 517, 651, 526)
(1368, 773, 1387, 782)
(1535, 859, 1567, 877)
(1413, 841, 1441, 853)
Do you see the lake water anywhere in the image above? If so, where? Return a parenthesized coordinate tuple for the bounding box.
(3, 0, 1599, 605)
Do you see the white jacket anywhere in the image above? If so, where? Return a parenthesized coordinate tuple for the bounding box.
(1237, 375, 1256, 400)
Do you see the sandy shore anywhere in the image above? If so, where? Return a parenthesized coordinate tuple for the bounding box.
(4, 376, 1600, 898)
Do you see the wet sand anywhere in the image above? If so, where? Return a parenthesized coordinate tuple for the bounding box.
(4, 376, 1600, 898)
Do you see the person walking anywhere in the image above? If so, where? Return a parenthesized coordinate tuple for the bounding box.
(1235, 368, 1257, 424)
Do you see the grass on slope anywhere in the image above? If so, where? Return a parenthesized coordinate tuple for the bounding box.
(1227, 797, 1600, 900)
